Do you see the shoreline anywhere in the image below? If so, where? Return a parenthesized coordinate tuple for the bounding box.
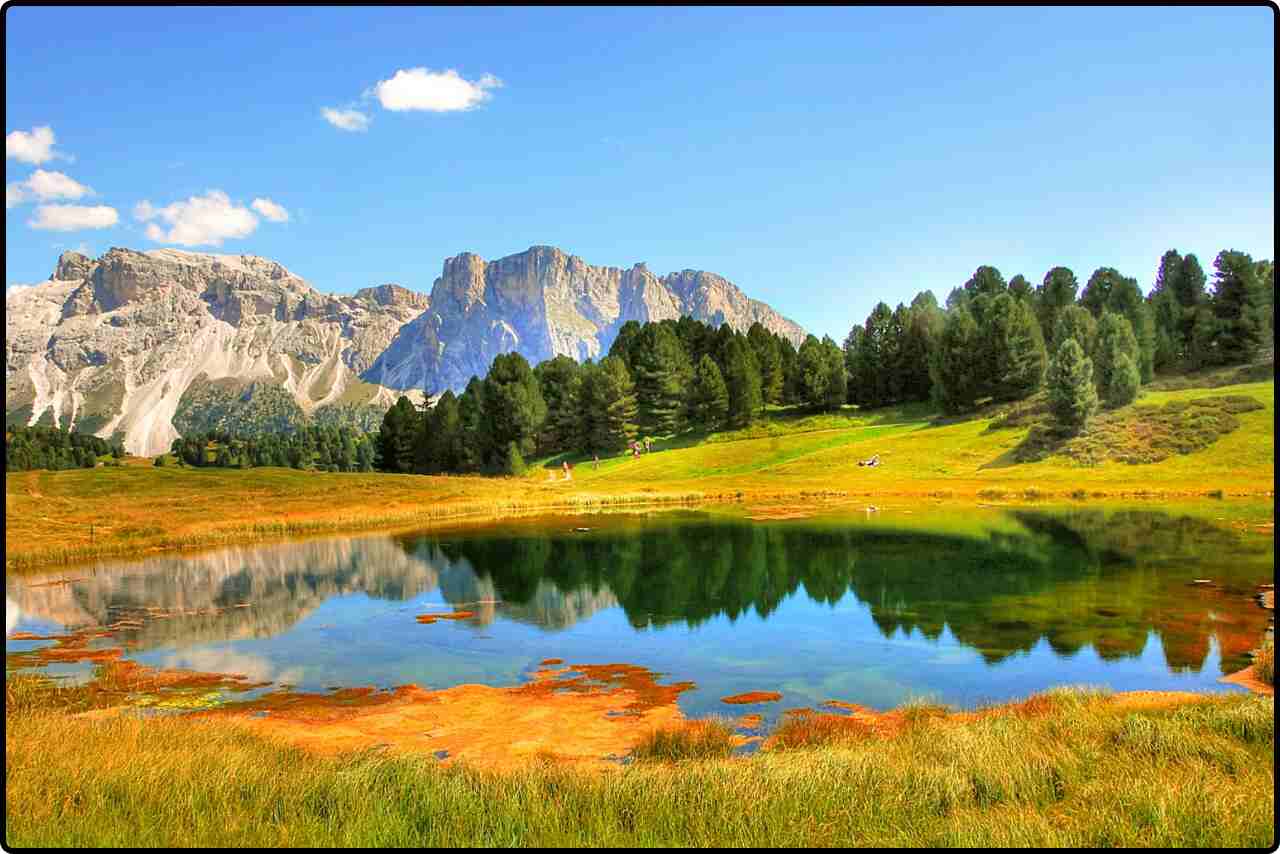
(10, 644, 1273, 773)
(6, 468, 1274, 574)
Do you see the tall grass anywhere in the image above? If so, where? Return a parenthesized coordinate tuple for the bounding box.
(631, 719, 738, 762)
(5, 687, 1273, 847)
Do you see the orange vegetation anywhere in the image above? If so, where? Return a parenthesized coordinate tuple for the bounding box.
(415, 610, 476, 624)
(721, 691, 783, 705)
(202, 662, 693, 770)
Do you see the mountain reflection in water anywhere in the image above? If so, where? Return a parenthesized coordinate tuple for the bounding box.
(6, 507, 1272, 711)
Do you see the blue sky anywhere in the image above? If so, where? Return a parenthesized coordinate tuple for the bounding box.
(5, 6, 1274, 340)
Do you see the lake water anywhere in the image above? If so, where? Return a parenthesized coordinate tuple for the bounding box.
(6, 505, 1273, 723)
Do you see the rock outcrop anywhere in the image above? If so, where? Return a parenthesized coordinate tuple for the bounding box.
(6, 245, 804, 455)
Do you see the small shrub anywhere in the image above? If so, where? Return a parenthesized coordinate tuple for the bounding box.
(1009, 394, 1264, 466)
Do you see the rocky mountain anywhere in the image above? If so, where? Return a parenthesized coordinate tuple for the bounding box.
(5, 248, 430, 456)
(6, 245, 805, 456)
(366, 245, 807, 391)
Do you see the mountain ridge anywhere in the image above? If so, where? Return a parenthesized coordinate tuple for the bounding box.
(6, 245, 806, 455)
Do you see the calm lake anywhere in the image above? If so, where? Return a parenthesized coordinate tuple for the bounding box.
(6, 505, 1274, 722)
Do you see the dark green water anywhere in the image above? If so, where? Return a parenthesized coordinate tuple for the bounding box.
(6, 505, 1273, 721)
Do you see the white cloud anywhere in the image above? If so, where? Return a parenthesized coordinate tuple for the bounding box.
(371, 67, 502, 112)
(321, 107, 371, 132)
(6, 125, 62, 164)
(251, 197, 290, 222)
(27, 204, 119, 231)
(6, 169, 94, 207)
(133, 190, 259, 247)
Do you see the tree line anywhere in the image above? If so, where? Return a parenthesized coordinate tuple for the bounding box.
(375, 317, 813, 475)
(841, 248, 1271, 432)
(162, 425, 376, 472)
(5, 424, 124, 471)
(375, 246, 1271, 474)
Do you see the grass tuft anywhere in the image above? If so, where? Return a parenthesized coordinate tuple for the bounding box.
(631, 719, 738, 762)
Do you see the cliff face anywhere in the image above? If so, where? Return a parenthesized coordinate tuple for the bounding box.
(365, 246, 806, 393)
(6, 248, 429, 456)
(6, 245, 805, 455)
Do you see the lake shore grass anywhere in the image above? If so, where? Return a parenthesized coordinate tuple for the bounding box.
(4, 683, 1272, 847)
(5, 379, 1273, 573)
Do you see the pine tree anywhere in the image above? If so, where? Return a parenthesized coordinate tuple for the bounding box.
(1093, 312, 1139, 404)
(1211, 249, 1264, 365)
(426, 390, 461, 473)
(747, 322, 784, 406)
(481, 353, 547, 471)
(897, 298, 942, 402)
(820, 336, 847, 411)
(842, 325, 865, 405)
(1104, 351, 1140, 409)
(1047, 338, 1098, 434)
(982, 292, 1046, 402)
(375, 396, 417, 473)
(777, 337, 803, 405)
(1105, 276, 1155, 382)
(1149, 287, 1182, 372)
(1052, 305, 1097, 355)
(857, 302, 896, 407)
(1008, 274, 1033, 301)
(722, 334, 762, 427)
(689, 354, 729, 428)
(607, 320, 645, 369)
(1175, 254, 1208, 351)
(1186, 307, 1220, 370)
(455, 378, 486, 472)
(1080, 268, 1125, 317)
(963, 265, 1007, 299)
(799, 335, 828, 410)
(580, 356, 638, 452)
(929, 307, 982, 414)
(631, 324, 691, 435)
(535, 355, 583, 454)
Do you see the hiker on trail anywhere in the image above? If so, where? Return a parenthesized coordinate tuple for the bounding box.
(563, 461, 572, 481)
(593, 454, 599, 470)
(644, 436, 652, 453)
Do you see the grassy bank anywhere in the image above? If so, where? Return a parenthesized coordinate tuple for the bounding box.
(6, 378, 1273, 572)
(4, 685, 1272, 847)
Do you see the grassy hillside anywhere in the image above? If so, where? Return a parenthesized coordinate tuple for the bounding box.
(6, 378, 1273, 571)
(539, 378, 1274, 497)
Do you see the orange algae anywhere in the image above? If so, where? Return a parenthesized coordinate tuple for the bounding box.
(415, 610, 476, 624)
(205, 661, 694, 770)
(721, 691, 783, 705)
(539, 658, 564, 666)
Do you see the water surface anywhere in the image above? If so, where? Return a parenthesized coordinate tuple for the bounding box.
(7, 505, 1273, 723)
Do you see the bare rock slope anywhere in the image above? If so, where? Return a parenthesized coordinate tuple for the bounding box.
(7, 245, 805, 455)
